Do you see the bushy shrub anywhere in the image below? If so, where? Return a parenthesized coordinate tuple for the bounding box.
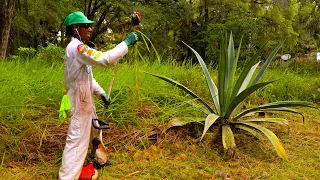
(17, 47, 37, 59)
(36, 43, 65, 63)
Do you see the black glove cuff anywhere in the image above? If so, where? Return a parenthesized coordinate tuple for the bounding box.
(101, 95, 111, 109)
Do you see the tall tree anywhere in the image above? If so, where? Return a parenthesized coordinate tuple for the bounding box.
(79, 0, 134, 43)
(11, 0, 73, 51)
(292, 0, 320, 52)
(0, 0, 16, 61)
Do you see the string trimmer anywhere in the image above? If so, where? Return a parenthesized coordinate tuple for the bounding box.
(79, 10, 142, 180)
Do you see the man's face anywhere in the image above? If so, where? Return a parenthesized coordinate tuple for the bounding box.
(75, 23, 92, 42)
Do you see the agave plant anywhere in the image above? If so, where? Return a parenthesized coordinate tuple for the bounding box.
(145, 33, 317, 160)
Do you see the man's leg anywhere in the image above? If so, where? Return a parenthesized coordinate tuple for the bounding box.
(59, 115, 92, 179)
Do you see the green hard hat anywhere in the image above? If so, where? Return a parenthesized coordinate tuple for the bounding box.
(64, 12, 95, 26)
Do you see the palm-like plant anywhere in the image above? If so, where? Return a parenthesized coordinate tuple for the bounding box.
(145, 33, 317, 160)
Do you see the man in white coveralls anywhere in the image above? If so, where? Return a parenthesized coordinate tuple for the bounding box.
(59, 11, 138, 180)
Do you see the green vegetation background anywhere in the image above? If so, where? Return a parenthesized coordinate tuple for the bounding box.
(0, 45, 319, 179)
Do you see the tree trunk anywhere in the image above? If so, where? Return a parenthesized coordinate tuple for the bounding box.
(204, 0, 208, 23)
(0, 0, 15, 61)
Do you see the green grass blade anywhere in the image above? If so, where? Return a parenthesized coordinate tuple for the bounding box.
(144, 71, 214, 113)
(231, 42, 267, 99)
(237, 62, 260, 95)
(238, 122, 288, 160)
(225, 81, 274, 118)
(234, 101, 317, 120)
(251, 41, 284, 85)
(222, 125, 236, 150)
(201, 113, 220, 141)
(182, 42, 220, 113)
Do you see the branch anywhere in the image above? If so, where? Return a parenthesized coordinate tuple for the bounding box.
(91, 8, 108, 41)
(87, 0, 93, 16)
(252, 0, 265, 4)
(91, 1, 106, 15)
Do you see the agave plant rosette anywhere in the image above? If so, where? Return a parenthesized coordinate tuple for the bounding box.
(145, 33, 317, 160)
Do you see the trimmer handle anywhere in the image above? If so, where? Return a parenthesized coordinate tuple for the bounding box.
(90, 137, 101, 159)
(92, 119, 110, 130)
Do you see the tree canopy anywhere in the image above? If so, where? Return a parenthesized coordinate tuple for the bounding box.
(1, 0, 320, 63)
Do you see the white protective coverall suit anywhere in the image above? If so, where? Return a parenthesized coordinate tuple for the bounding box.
(59, 37, 128, 180)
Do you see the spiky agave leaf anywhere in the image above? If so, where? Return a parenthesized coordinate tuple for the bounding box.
(217, 34, 269, 118)
(185, 99, 211, 115)
(241, 118, 289, 125)
(143, 71, 214, 113)
(214, 34, 243, 116)
(201, 113, 220, 141)
(234, 101, 317, 120)
(236, 122, 288, 160)
(253, 107, 305, 123)
(231, 42, 268, 99)
(166, 117, 205, 130)
(236, 107, 305, 122)
(225, 81, 274, 118)
(251, 41, 284, 85)
(226, 32, 236, 103)
(237, 62, 260, 95)
(226, 39, 284, 120)
(222, 125, 236, 151)
(235, 124, 264, 140)
(218, 35, 228, 115)
(230, 36, 242, 93)
(182, 42, 220, 114)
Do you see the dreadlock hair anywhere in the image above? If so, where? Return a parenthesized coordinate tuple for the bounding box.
(66, 25, 77, 37)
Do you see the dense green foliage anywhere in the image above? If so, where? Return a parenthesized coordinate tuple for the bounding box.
(1, 0, 319, 64)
